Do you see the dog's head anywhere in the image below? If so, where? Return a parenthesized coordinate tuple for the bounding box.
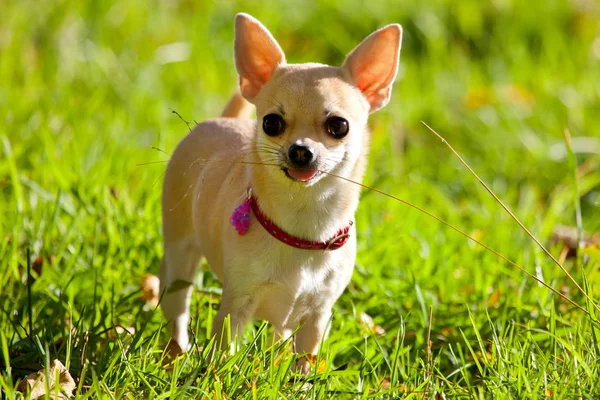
(234, 13, 402, 186)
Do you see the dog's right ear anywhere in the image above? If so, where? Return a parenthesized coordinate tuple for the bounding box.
(341, 24, 402, 113)
(234, 13, 286, 102)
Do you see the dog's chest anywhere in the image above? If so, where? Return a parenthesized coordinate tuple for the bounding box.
(251, 247, 353, 328)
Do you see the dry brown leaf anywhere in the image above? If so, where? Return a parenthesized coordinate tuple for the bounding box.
(32, 256, 45, 276)
(115, 326, 136, 335)
(304, 354, 326, 373)
(109, 186, 120, 199)
(17, 359, 76, 399)
(380, 378, 391, 390)
(435, 391, 447, 400)
(141, 274, 160, 307)
(19, 255, 56, 281)
(359, 312, 386, 336)
(317, 359, 326, 373)
(464, 86, 494, 109)
(551, 225, 600, 258)
(487, 288, 502, 308)
(398, 384, 414, 394)
(470, 350, 494, 364)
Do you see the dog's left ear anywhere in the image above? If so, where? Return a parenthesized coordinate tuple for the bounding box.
(341, 24, 402, 113)
(234, 13, 286, 102)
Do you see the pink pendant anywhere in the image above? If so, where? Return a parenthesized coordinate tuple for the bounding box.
(230, 198, 251, 235)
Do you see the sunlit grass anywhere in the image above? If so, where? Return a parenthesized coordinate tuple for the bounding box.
(1, 0, 599, 397)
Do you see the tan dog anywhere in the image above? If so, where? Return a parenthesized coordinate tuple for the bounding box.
(160, 13, 402, 373)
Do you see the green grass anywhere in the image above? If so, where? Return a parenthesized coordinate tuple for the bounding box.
(2, 0, 600, 398)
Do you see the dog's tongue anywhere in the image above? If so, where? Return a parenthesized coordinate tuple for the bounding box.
(288, 169, 317, 181)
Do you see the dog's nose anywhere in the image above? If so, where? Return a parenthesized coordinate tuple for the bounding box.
(288, 144, 314, 167)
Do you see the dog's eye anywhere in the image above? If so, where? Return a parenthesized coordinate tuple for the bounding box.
(262, 114, 286, 137)
(325, 117, 349, 138)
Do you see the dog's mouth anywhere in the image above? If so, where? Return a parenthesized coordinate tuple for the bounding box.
(283, 167, 321, 182)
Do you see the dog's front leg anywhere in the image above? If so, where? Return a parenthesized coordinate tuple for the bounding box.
(210, 287, 257, 353)
(293, 311, 331, 375)
(160, 237, 202, 352)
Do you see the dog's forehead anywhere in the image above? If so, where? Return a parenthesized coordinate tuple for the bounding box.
(260, 64, 366, 114)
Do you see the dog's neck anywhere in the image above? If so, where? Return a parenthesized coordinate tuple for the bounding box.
(248, 143, 367, 243)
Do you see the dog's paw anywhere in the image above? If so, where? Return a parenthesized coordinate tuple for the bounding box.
(162, 339, 184, 368)
(294, 356, 312, 376)
(293, 354, 327, 378)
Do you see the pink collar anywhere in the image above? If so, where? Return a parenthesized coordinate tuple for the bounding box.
(230, 188, 353, 250)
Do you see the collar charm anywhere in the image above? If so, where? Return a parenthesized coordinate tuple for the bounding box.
(229, 189, 252, 235)
(230, 188, 353, 250)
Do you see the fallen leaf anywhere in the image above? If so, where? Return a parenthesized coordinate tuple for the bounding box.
(435, 391, 447, 400)
(32, 256, 45, 276)
(551, 225, 600, 258)
(115, 325, 136, 335)
(381, 378, 391, 390)
(440, 327, 452, 337)
(317, 359, 326, 373)
(465, 86, 494, 109)
(141, 274, 160, 307)
(109, 186, 120, 199)
(359, 312, 386, 336)
(470, 350, 494, 364)
(487, 287, 502, 308)
(304, 354, 326, 373)
(398, 384, 414, 394)
(19, 255, 56, 282)
(17, 359, 76, 399)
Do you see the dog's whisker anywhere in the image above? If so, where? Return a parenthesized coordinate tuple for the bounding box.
(254, 147, 283, 156)
(262, 137, 284, 149)
(152, 170, 166, 189)
(137, 160, 170, 166)
(249, 146, 281, 154)
(168, 183, 194, 211)
(254, 147, 282, 154)
(150, 145, 171, 156)
(323, 142, 346, 150)
(238, 150, 281, 163)
(324, 153, 345, 161)
(316, 168, 589, 315)
(255, 140, 282, 148)
(240, 149, 280, 157)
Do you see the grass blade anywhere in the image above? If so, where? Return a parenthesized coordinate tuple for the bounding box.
(422, 121, 600, 316)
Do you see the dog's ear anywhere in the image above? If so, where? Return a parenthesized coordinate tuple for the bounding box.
(341, 24, 402, 113)
(234, 13, 286, 102)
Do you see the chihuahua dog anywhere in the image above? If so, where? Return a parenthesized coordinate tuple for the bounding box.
(160, 13, 402, 373)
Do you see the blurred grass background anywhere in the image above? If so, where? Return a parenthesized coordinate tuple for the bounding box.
(1, 0, 600, 397)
